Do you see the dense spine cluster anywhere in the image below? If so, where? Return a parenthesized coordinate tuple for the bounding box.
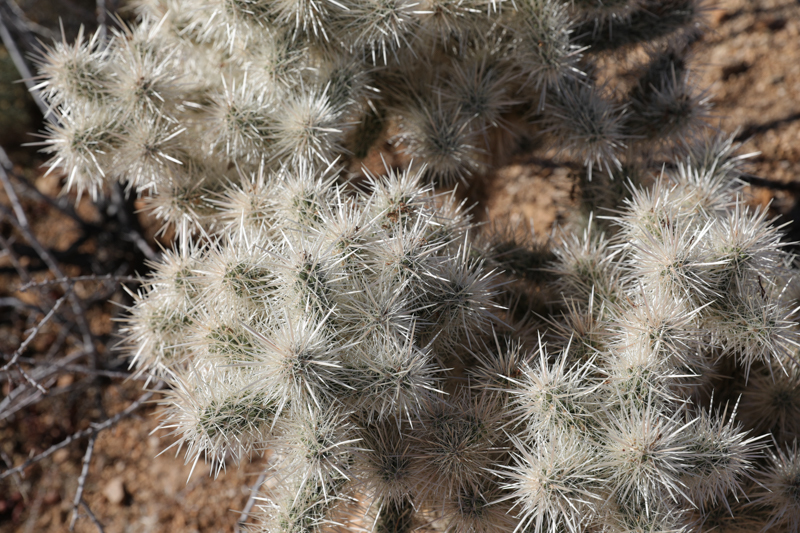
(125, 166, 508, 530)
(37, 0, 706, 225)
(520, 142, 800, 532)
(116, 149, 800, 532)
(32, 0, 800, 532)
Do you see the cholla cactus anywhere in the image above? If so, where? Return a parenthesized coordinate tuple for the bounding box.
(31, 0, 800, 532)
(115, 142, 800, 532)
(35, 0, 708, 222)
(122, 165, 507, 528)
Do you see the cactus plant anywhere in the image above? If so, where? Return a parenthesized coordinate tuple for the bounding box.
(32, 0, 800, 531)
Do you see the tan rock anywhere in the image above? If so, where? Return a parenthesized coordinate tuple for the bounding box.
(103, 477, 126, 504)
(52, 448, 70, 464)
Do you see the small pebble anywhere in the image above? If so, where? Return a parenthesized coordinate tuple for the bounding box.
(52, 449, 70, 464)
(103, 477, 126, 504)
(147, 436, 161, 452)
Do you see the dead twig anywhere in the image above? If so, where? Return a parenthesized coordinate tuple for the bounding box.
(1, 293, 67, 373)
(0, 296, 40, 312)
(70, 435, 96, 531)
(0, 382, 163, 481)
(0, 155, 30, 227)
(80, 498, 105, 533)
(19, 274, 141, 292)
(739, 172, 800, 192)
(1, 0, 56, 40)
(235, 470, 268, 532)
(0, 349, 88, 420)
(14, 364, 47, 394)
(12, 358, 138, 380)
(0, 4, 50, 117)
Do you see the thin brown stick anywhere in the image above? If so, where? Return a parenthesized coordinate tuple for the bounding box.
(0, 349, 87, 412)
(0, 6, 49, 117)
(19, 274, 141, 292)
(0, 160, 30, 229)
(80, 499, 105, 533)
(1, 294, 67, 373)
(70, 435, 96, 531)
(12, 359, 138, 380)
(739, 172, 800, 192)
(0, 296, 41, 312)
(1, 0, 56, 40)
(14, 364, 47, 394)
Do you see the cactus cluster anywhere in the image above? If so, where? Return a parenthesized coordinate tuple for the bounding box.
(32, 0, 800, 532)
(37, 0, 706, 222)
(118, 140, 800, 533)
